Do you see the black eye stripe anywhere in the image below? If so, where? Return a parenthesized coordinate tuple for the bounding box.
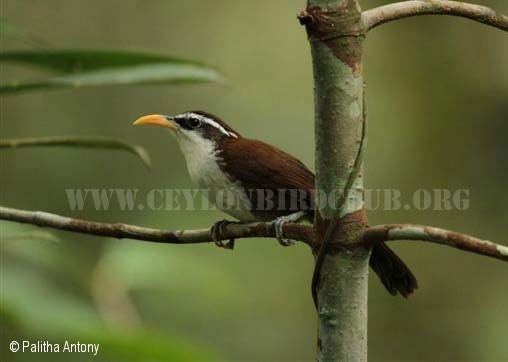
(172, 112, 238, 137)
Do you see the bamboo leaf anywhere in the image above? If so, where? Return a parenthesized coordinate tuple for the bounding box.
(0, 50, 223, 94)
(0, 136, 151, 168)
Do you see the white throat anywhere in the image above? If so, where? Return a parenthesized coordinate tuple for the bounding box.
(176, 131, 218, 183)
(175, 132, 255, 222)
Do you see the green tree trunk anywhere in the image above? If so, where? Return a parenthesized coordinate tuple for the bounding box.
(301, 0, 369, 361)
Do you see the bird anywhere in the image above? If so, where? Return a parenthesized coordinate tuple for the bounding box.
(133, 110, 417, 297)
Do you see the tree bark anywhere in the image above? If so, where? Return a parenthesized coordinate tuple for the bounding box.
(300, 0, 368, 361)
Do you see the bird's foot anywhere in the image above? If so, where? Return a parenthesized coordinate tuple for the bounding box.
(271, 211, 307, 247)
(210, 220, 238, 250)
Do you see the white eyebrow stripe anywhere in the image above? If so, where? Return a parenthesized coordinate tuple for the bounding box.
(186, 112, 238, 138)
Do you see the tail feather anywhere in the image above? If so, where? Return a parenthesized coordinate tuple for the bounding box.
(370, 242, 418, 297)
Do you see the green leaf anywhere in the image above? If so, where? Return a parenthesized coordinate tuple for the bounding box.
(0, 49, 223, 94)
(0, 136, 151, 168)
(0, 49, 204, 72)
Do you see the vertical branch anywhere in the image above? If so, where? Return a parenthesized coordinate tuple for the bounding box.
(300, 0, 368, 361)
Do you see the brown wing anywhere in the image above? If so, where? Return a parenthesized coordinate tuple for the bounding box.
(220, 138, 315, 220)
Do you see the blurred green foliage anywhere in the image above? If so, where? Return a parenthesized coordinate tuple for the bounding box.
(1, 1, 507, 361)
(0, 49, 222, 94)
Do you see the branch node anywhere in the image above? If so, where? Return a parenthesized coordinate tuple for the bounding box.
(300, 5, 365, 42)
(297, 10, 315, 26)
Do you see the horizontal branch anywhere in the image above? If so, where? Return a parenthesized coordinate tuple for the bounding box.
(0, 206, 314, 245)
(2, 206, 506, 262)
(363, 0, 508, 31)
(362, 224, 508, 262)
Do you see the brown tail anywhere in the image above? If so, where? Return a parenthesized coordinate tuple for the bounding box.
(370, 242, 418, 297)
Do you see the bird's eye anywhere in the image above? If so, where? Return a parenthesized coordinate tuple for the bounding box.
(187, 118, 201, 129)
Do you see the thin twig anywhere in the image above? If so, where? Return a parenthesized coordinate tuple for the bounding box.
(362, 0, 508, 31)
(362, 224, 508, 262)
(0, 136, 151, 168)
(0, 206, 314, 245)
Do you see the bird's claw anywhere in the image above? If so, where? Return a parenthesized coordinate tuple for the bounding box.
(273, 217, 295, 247)
(211, 220, 236, 250)
(271, 211, 307, 247)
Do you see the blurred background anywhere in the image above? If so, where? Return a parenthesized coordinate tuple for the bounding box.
(1, 0, 507, 361)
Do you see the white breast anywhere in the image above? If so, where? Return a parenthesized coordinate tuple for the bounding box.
(176, 133, 256, 222)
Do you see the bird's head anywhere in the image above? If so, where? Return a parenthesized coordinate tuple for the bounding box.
(133, 111, 239, 148)
(133, 111, 239, 156)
